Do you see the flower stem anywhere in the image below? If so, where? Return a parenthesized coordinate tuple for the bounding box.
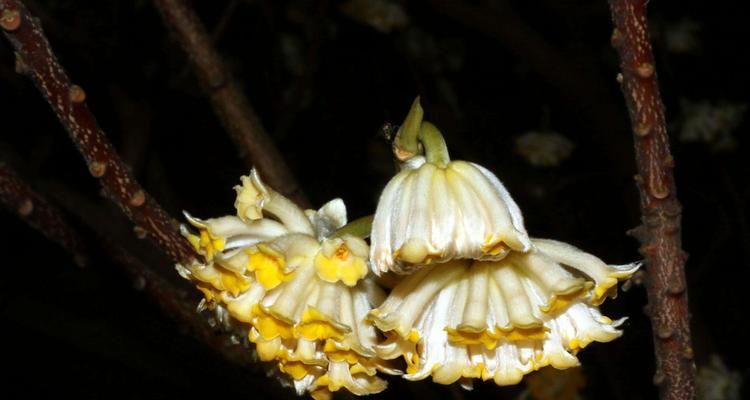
(420, 121, 450, 167)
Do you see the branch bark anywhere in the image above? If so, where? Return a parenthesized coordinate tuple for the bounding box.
(0, 0, 197, 265)
(152, 0, 309, 207)
(607, 1, 695, 399)
(0, 162, 87, 265)
(0, 161, 261, 371)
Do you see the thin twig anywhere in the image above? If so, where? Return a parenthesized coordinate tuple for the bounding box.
(152, 0, 309, 207)
(608, 1, 695, 399)
(0, 0, 197, 265)
(0, 162, 87, 266)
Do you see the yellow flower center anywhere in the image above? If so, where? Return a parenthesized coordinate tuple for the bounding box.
(187, 229, 226, 261)
(540, 288, 587, 315)
(252, 305, 294, 340)
(482, 236, 509, 257)
(247, 244, 292, 289)
(446, 326, 549, 349)
(296, 307, 346, 341)
(314, 243, 368, 287)
(280, 360, 319, 380)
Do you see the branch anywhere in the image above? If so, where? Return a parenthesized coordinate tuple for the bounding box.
(0, 161, 260, 371)
(0, 162, 87, 265)
(152, 0, 309, 207)
(0, 0, 196, 265)
(607, 1, 695, 399)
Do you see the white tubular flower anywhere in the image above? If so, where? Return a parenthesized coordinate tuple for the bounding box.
(241, 233, 393, 400)
(368, 241, 639, 387)
(371, 98, 531, 274)
(234, 168, 315, 235)
(180, 173, 393, 399)
(181, 213, 290, 261)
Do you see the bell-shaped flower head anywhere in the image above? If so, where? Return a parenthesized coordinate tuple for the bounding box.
(371, 98, 532, 274)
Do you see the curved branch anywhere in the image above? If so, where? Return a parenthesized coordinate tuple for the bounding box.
(152, 0, 309, 207)
(608, 1, 695, 399)
(0, 0, 197, 265)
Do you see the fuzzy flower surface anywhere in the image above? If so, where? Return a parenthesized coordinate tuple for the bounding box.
(178, 169, 394, 400)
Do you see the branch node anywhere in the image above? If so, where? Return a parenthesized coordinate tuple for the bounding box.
(634, 121, 652, 137)
(68, 84, 86, 103)
(134, 225, 148, 239)
(18, 198, 33, 216)
(88, 161, 108, 177)
(667, 282, 686, 296)
(656, 326, 674, 340)
(129, 190, 146, 207)
(0, 8, 21, 31)
(636, 62, 655, 78)
(649, 179, 670, 199)
(682, 346, 694, 360)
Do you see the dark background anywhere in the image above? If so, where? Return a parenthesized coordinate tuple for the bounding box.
(0, 0, 747, 399)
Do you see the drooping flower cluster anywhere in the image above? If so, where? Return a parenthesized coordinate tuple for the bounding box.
(368, 98, 639, 388)
(177, 97, 639, 398)
(178, 170, 396, 400)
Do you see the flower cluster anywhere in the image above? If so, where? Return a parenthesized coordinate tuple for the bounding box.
(178, 98, 639, 398)
(178, 170, 396, 400)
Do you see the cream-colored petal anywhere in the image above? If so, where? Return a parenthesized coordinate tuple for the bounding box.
(370, 159, 532, 274)
(532, 238, 640, 303)
(311, 198, 348, 240)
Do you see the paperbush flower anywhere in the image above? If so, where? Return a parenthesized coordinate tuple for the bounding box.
(368, 240, 639, 387)
(178, 170, 394, 400)
(371, 100, 531, 274)
(176, 98, 640, 398)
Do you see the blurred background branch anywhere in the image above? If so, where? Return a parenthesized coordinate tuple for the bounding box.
(153, 0, 308, 207)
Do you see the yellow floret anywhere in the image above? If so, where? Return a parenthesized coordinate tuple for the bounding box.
(247, 244, 291, 289)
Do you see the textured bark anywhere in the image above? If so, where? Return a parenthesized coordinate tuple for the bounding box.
(607, 1, 695, 399)
(0, 0, 197, 265)
(153, 0, 309, 207)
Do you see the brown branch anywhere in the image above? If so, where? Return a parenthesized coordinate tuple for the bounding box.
(0, 162, 87, 265)
(608, 1, 695, 399)
(152, 0, 309, 207)
(0, 161, 260, 372)
(0, 0, 197, 265)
